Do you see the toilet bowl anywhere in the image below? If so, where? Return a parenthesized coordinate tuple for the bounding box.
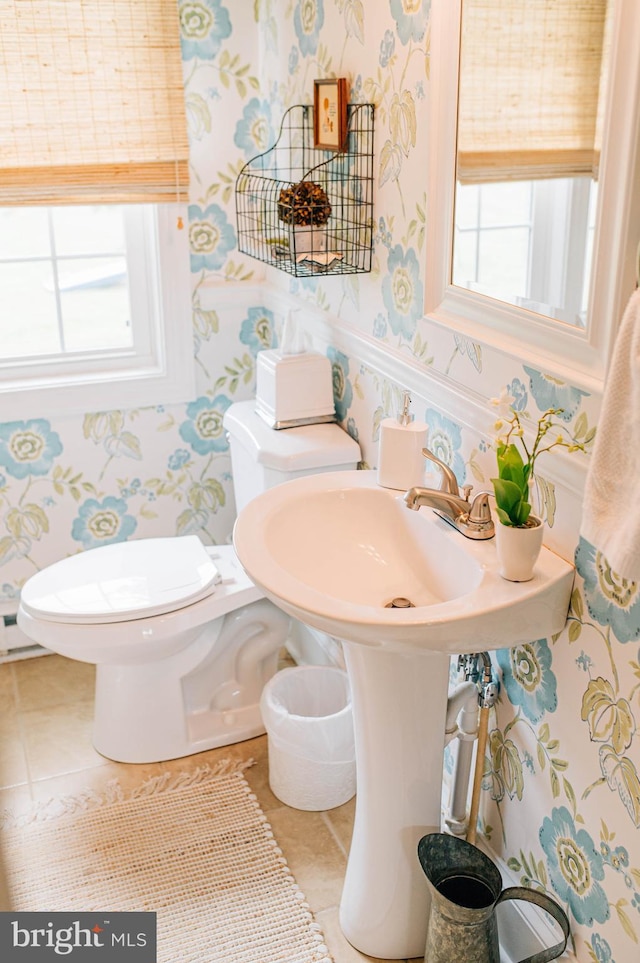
(18, 538, 291, 763)
(16, 400, 361, 763)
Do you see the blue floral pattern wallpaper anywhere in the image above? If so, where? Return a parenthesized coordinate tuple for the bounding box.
(1, 3, 638, 958)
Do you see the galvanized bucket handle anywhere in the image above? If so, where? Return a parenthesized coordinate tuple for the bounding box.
(496, 887, 570, 963)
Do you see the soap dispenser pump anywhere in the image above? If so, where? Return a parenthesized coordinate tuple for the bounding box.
(377, 391, 428, 491)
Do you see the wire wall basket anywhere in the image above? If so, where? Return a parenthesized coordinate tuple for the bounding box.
(235, 102, 374, 277)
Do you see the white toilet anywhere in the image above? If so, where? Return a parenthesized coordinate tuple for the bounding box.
(17, 400, 360, 764)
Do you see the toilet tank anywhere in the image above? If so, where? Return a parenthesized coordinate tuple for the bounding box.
(223, 400, 361, 514)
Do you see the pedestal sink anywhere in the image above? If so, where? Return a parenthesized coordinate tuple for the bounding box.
(233, 470, 574, 959)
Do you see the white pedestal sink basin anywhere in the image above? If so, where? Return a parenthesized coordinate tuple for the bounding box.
(234, 470, 574, 959)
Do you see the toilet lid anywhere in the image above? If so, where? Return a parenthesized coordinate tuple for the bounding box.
(20, 536, 221, 624)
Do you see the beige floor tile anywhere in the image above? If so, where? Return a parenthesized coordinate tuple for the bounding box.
(21, 700, 106, 781)
(26, 733, 266, 801)
(30, 759, 174, 804)
(0, 726, 29, 790)
(245, 760, 281, 812)
(198, 731, 267, 769)
(240, 734, 288, 813)
(325, 795, 356, 855)
(316, 906, 395, 963)
(0, 664, 18, 718)
(13, 653, 95, 711)
(267, 803, 347, 914)
(0, 783, 32, 815)
(0, 677, 28, 789)
(172, 731, 277, 807)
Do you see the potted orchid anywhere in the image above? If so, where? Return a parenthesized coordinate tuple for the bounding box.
(491, 397, 585, 580)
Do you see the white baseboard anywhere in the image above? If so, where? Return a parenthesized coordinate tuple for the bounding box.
(483, 844, 575, 962)
(0, 616, 49, 664)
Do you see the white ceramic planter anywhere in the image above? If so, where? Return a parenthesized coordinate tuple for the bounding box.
(495, 515, 544, 582)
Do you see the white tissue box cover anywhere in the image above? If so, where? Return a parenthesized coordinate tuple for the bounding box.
(255, 349, 335, 427)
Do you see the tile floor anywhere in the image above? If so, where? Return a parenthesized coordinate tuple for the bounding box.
(0, 652, 423, 963)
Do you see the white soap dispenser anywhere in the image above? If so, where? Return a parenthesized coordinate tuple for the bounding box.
(377, 391, 428, 491)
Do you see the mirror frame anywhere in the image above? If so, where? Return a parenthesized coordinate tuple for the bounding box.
(425, 0, 640, 393)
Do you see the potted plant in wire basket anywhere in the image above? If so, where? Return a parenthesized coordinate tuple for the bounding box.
(491, 398, 585, 581)
(277, 180, 332, 257)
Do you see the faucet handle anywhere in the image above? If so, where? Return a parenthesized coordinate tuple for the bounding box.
(466, 492, 495, 538)
(421, 447, 460, 496)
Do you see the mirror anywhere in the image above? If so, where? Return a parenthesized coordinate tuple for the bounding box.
(426, 0, 640, 389)
(453, 1, 610, 328)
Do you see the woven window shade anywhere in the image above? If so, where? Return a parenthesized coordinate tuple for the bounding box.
(0, 0, 189, 205)
(457, 0, 612, 184)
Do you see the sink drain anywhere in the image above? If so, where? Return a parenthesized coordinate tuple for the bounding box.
(384, 597, 415, 609)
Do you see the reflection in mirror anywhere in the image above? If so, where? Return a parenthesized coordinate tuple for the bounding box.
(453, 0, 611, 327)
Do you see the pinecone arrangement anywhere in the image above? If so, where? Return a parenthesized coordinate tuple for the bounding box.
(277, 181, 332, 227)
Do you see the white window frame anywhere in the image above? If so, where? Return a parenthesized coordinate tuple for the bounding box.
(426, 0, 640, 394)
(0, 204, 194, 420)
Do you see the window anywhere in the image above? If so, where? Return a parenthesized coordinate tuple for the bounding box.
(2, 206, 134, 359)
(0, 204, 193, 420)
(453, 178, 598, 327)
(0, 2, 192, 419)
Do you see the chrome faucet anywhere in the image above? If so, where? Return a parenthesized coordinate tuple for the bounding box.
(421, 447, 460, 496)
(403, 448, 495, 540)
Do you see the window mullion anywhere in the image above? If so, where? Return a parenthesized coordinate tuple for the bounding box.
(563, 178, 593, 324)
(46, 209, 66, 353)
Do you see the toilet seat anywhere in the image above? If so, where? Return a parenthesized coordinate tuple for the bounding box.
(17, 543, 264, 666)
(20, 536, 222, 624)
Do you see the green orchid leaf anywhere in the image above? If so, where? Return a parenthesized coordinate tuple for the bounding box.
(495, 505, 514, 526)
(518, 501, 532, 526)
(496, 443, 527, 492)
(499, 463, 527, 492)
(497, 442, 524, 471)
(491, 476, 531, 527)
(492, 477, 523, 512)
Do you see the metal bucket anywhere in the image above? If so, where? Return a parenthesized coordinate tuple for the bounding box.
(417, 833, 570, 963)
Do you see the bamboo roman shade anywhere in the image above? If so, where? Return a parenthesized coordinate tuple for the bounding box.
(457, 0, 611, 184)
(0, 0, 189, 205)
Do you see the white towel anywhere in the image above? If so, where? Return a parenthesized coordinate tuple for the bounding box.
(581, 288, 640, 581)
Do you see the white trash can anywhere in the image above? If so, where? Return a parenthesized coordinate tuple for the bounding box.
(260, 665, 356, 811)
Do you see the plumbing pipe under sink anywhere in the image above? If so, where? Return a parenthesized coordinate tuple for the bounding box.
(444, 654, 499, 838)
(445, 680, 482, 836)
(445, 680, 479, 737)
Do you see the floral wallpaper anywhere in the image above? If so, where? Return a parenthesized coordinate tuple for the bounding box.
(2, 2, 638, 960)
(0, 292, 279, 608)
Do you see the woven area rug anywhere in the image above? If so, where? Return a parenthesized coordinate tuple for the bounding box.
(1, 760, 333, 963)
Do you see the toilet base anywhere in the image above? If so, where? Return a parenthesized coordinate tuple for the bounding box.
(93, 698, 268, 763)
(92, 598, 290, 763)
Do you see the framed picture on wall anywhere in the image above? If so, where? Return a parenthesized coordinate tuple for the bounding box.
(313, 78, 348, 151)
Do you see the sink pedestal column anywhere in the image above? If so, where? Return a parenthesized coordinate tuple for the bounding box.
(340, 642, 451, 960)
